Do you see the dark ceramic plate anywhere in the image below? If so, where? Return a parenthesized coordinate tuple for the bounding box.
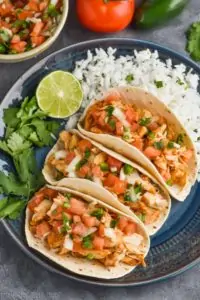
(1, 38, 200, 287)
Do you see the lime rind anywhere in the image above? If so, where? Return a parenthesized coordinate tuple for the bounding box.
(36, 71, 83, 118)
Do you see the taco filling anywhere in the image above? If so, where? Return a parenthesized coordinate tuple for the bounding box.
(27, 187, 147, 268)
(47, 131, 169, 227)
(83, 94, 194, 189)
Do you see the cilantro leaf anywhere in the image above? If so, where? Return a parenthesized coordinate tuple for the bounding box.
(82, 235, 93, 249)
(7, 132, 31, 154)
(0, 171, 29, 196)
(3, 107, 20, 127)
(0, 140, 13, 156)
(0, 197, 26, 219)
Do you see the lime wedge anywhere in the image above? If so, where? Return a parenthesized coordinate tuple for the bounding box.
(36, 71, 83, 118)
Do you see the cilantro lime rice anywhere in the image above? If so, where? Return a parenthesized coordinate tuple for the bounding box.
(72, 47, 200, 179)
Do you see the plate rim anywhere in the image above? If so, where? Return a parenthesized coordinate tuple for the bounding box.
(1, 37, 200, 287)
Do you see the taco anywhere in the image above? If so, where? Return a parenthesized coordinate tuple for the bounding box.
(25, 186, 150, 279)
(43, 130, 171, 235)
(78, 86, 198, 201)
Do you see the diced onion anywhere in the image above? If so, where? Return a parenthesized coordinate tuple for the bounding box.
(55, 150, 67, 160)
(173, 143, 181, 149)
(64, 236, 73, 251)
(126, 171, 140, 185)
(112, 107, 130, 127)
(104, 228, 117, 243)
(47, 202, 57, 216)
(110, 167, 117, 172)
(66, 155, 81, 173)
(82, 227, 97, 238)
(68, 171, 77, 178)
(93, 176, 103, 186)
(120, 168, 127, 181)
(124, 233, 143, 247)
(51, 0, 58, 5)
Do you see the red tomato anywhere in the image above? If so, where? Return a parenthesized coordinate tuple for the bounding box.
(76, 0, 135, 33)
(107, 156, 122, 171)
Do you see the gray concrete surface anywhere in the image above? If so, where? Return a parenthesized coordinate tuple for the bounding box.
(0, 0, 200, 299)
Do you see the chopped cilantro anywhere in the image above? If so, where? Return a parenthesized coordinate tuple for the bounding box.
(61, 212, 71, 232)
(154, 80, 164, 88)
(166, 179, 173, 186)
(105, 105, 114, 117)
(123, 164, 134, 175)
(110, 219, 118, 228)
(86, 253, 94, 260)
(176, 78, 184, 85)
(176, 134, 184, 145)
(84, 148, 91, 159)
(137, 213, 146, 223)
(108, 119, 116, 130)
(139, 117, 151, 126)
(75, 159, 87, 170)
(186, 22, 200, 61)
(148, 131, 155, 139)
(82, 235, 93, 249)
(134, 184, 142, 194)
(65, 193, 71, 200)
(91, 208, 104, 220)
(154, 141, 164, 150)
(125, 74, 134, 83)
(63, 201, 70, 208)
(47, 4, 59, 17)
(167, 141, 175, 149)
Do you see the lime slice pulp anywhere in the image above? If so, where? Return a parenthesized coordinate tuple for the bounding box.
(36, 71, 83, 118)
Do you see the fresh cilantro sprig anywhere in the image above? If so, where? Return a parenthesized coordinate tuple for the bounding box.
(0, 96, 61, 219)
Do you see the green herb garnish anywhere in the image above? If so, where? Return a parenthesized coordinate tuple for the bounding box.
(176, 134, 184, 145)
(134, 184, 142, 194)
(167, 141, 175, 149)
(105, 105, 114, 117)
(47, 4, 59, 17)
(154, 141, 164, 150)
(63, 201, 70, 208)
(166, 179, 173, 186)
(137, 213, 146, 223)
(154, 80, 164, 88)
(86, 253, 94, 260)
(148, 131, 155, 139)
(110, 219, 118, 228)
(82, 235, 93, 249)
(176, 78, 184, 85)
(125, 74, 134, 83)
(75, 159, 87, 171)
(123, 164, 134, 175)
(108, 119, 116, 130)
(139, 118, 151, 126)
(84, 148, 91, 159)
(65, 193, 71, 200)
(91, 208, 104, 220)
(186, 22, 200, 61)
(61, 212, 71, 233)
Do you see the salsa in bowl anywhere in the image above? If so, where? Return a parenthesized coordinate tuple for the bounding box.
(0, 0, 68, 62)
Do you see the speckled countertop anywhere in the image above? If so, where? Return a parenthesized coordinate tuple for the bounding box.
(1, 0, 200, 299)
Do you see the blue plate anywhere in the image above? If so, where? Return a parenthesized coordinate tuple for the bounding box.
(1, 38, 200, 287)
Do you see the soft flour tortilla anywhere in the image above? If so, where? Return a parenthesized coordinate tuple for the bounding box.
(43, 129, 171, 235)
(25, 185, 150, 280)
(78, 86, 198, 202)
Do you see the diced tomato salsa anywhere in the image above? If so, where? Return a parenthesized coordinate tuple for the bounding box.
(0, 0, 63, 54)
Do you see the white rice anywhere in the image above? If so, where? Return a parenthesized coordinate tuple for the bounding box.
(72, 47, 200, 179)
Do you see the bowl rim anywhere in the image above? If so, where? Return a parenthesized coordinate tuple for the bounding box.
(0, 0, 69, 62)
(1, 37, 200, 287)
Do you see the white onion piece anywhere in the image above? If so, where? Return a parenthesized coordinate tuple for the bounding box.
(126, 171, 140, 185)
(124, 233, 143, 247)
(66, 155, 81, 173)
(64, 236, 73, 251)
(82, 227, 97, 237)
(112, 107, 130, 127)
(55, 150, 67, 160)
(110, 167, 117, 172)
(104, 228, 117, 243)
(93, 176, 103, 186)
(119, 168, 127, 181)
